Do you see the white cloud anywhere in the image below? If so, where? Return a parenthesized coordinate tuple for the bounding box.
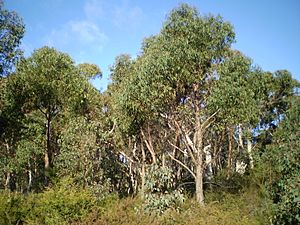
(84, 0, 105, 20)
(69, 20, 107, 44)
(83, 0, 145, 30)
(113, 4, 144, 29)
(42, 0, 145, 64)
(44, 19, 107, 57)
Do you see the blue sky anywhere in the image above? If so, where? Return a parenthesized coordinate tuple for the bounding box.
(6, 0, 300, 91)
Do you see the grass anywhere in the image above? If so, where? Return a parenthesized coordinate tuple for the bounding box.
(75, 188, 271, 225)
(0, 181, 272, 225)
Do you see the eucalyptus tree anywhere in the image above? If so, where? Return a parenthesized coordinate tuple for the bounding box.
(0, 0, 25, 189)
(108, 54, 149, 196)
(208, 51, 260, 176)
(0, 78, 26, 191)
(7, 46, 101, 187)
(252, 70, 298, 147)
(114, 4, 236, 204)
(0, 0, 25, 77)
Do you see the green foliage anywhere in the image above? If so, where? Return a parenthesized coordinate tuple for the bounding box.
(2, 46, 102, 190)
(9, 46, 79, 113)
(271, 175, 300, 224)
(109, 54, 133, 85)
(55, 117, 101, 185)
(77, 190, 268, 225)
(0, 0, 25, 76)
(25, 178, 96, 225)
(111, 3, 236, 135)
(142, 165, 185, 214)
(258, 96, 300, 224)
(0, 190, 269, 225)
(252, 70, 297, 130)
(134, 3, 235, 112)
(0, 2, 299, 224)
(0, 191, 28, 225)
(0, 181, 118, 225)
(77, 63, 102, 80)
(209, 51, 259, 125)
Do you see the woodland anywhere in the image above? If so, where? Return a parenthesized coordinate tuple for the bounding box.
(0, 2, 299, 225)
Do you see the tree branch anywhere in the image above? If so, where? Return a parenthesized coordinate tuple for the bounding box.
(168, 140, 187, 155)
(108, 121, 115, 135)
(173, 120, 197, 164)
(168, 152, 196, 179)
(201, 109, 220, 131)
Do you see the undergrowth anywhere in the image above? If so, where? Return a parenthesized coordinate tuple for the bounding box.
(0, 179, 271, 225)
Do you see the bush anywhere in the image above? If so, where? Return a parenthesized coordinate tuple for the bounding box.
(271, 174, 300, 225)
(24, 178, 97, 225)
(77, 190, 269, 225)
(142, 165, 185, 214)
(257, 97, 300, 224)
(0, 191, 29, 225)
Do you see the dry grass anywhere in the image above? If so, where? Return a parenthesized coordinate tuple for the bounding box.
(75, 189, 270, 225)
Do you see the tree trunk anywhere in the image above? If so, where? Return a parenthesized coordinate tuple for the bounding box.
(141, 128, 156, 164)
(4, 143, 11, 191)
(5, 172, 10, 191)
(247, 138, 254, 169)
(195, 163, 204, 205)
(195, 113, 204, 205)
(194, 103, 205, 205)
(44, 116, 51, 186)
(129, 162, 138, 195)
(140, 144, 146, 199)
(227, 126, 233, 179)
(204, 145, 212, 184)
(28, 164, 32, 192)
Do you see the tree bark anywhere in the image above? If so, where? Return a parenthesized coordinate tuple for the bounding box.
(44, 116, 51, 186)
(227, 126, 233, 179)
(5, 172, 10, 191)
(195, 163, 204, 205)
(194, 111, 205, 205)
(247, 138, 254, 169)
(140, 144, 146, 199)
(141, 128, 156, 164)
(28, 162, 32, 192)
(4, 143, 10, 191)
(204, 145, 212, 184)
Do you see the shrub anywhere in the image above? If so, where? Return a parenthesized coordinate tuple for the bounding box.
(24, 178, 96, 225)
(142, 165, 185, 214)
(0, 191, 29, 225)
(258, 97, 300, 224)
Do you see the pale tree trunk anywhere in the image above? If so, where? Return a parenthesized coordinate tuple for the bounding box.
(28, 162, 32, 192)
(141, 127, 156, 164)
(195, 163, 204, 205)
(4, 143, 10, 191)
(169, 102, 218, 206)
(162, 152, 165, 167)
(238, 124, 244, 148)
(5, 172, 10, 191)
(140, 144, 146, 199)
(128, 161, 137, 195)
(194, 115, 205, 206)
(120, 145, 138, 195)
(227, 126, 233, 179)
(204, 145, 212, 183)
(130, 141, 138, 195)
(44, 116, 51, 186)
(247, 138, 254, 169)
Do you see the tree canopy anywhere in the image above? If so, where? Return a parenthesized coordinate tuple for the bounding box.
(0, 0, 24, 76)
(0, 2, 299, 224)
